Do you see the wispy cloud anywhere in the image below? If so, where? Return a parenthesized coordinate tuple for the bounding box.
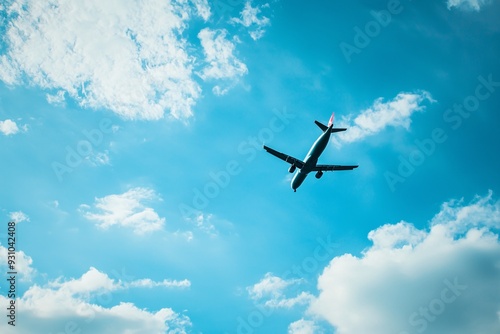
(248, 273, 314, 309)
(46, 90, 66, 106)
(188, 212, 218, 237)
(191, 0, 211, 21)
(80, 187, 165, 234)
(333, 91, 435, 146)
(126, 278, 191, 289)
(198, 28, 248, 95)
(85, 150, 111, 167)
(231, 1, 271, 40)
(9, 210, 30, 223)
(446, 0, 493, 11)
(308, 191, 500, 334)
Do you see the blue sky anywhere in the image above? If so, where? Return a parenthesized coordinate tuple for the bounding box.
(1, 0, 500, 333)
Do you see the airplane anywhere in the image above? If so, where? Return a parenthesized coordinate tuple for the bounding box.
(263, 113, 358, 192)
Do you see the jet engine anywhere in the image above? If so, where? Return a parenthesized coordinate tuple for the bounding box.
(288, 164, 296, 173)
(315, 171, 323, 179)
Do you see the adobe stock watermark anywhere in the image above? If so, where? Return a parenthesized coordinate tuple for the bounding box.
(385, 74, 500, 192)
(227, 235, 338, 334)
(399, 276, 467, 334)
(179, 107, 295, 220)
(51, 118, 115, 182)
(340, 0, 408, 64)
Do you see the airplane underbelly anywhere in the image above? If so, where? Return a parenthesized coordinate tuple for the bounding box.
(291, 171, 307, 190)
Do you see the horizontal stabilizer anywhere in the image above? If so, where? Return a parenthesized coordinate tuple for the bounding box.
(314, 120, 328, 132)
(331, 128, 347, 133)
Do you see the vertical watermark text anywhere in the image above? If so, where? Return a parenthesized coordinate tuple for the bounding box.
(5, 221, 17, 327)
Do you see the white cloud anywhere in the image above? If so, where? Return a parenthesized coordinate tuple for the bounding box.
(81, 187, 165, 234)
(368, 221, 426, 250)
(0, 267, 191, 333)
(0, 245, 36, 281)
(0, 0, 203, 120)
(181, 211, 235, 240)
(248, 273, 298, 300)
(248, 273, 314, 309)
(334, 91, 435, 146)
(288, 319, 322, 334)
(0, 119, 19, 135)
(231, 2, 271, 40)
(191, 212, 218, 236)
(308, 191, 500, 334)
(46, 90, 66, 106)
(85, 150, 111, 167)
(127, 278, 191, 289)
(191, 0, 211, 21)
(446, 0, 492, 11)
(48, 266, 119, 295)
(198, 28, 248, 81)
(9, 210, 30, 223)
(430, 190, 500, 232)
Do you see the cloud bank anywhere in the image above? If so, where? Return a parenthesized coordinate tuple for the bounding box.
(0, 267, 191, 334)
(307, 191, 500, 334)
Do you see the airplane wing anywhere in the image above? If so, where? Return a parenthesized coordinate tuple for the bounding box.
(263, 145, 304, 169)
(312, 164, 358, 171)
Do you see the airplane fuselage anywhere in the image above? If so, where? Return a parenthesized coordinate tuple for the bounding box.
(263, 113, 357, 191)
(291, 126, 332, 191)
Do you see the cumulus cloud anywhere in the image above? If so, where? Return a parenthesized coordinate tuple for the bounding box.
(231, 1, 271, 40)
(333, 91, 435, 146)
(80, 187, 165, 234)
(0, 119, 19, 135)
(288, 319, 322, 334)
(446, 0, 493, 11)
(0, 0, 204, 120)
(0, 267, 191, 333)
(308, 191, 500, 334)
(248, 273, 314, 309)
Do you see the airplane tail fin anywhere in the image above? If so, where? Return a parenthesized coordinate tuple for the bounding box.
(328, 112, 334, 127)
(315, 112, 335, 132)
(315, 112, 347, 133)
(329, 112, 347, 133)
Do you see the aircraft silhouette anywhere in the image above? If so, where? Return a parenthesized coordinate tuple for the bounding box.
(263, 113, 358, 192)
